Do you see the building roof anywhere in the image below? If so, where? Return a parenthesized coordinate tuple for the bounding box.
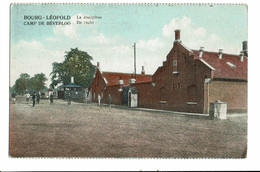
(192, 50, 248, 80)
(58, 83, 83, 88)
(101, 72, 152, 86)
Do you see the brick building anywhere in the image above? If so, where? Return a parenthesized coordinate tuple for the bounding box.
(90, 63, 152, 105)
(133, 30, 247, 113)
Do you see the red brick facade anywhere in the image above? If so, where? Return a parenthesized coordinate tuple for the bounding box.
(90, 66, 152, 105)
(207, 80, 247, 113)
(133, 30, 247, 113)
(90, 30, 248, 114)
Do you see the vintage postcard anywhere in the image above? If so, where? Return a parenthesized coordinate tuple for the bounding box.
(9, 3, 247, 158)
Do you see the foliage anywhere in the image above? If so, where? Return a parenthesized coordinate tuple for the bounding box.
(13, 73, 30, 94)
(13, 73, 47, 94)
(28, 73, 47, 91)
(10, 85, 16, 94)
(50, 48, 95, 88)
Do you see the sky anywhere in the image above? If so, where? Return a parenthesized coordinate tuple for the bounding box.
(10, 4, 248, 87)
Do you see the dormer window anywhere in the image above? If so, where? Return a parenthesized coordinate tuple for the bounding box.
(226, 62, 236, 68)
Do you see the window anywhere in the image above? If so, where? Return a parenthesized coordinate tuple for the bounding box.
(177, 83, 180, 89)
(173, 60, 178, 66)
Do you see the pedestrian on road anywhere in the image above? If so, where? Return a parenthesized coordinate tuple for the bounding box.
(11, 92, 17, 104)
(108, 94, 112, 108)
(68, 92, 71, 105)
(25, 92, 30, 104)
(32, 92, 36, 107)
(50, 93, 53, 105)
(85, 92, 88, 104)
(36, 92, 40, 104)
(98, 94, 101, 106)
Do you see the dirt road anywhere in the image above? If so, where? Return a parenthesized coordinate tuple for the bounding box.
(9, 98, 247, 158)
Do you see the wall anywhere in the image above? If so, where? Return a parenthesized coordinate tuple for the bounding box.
(134, 42, 212, 113)
(208, 80, 248, 113)
(105, 85, 123, 105)
(90, 69, 124, 104)
(90, 69, 106, 103)
(133, 82, 157, 109)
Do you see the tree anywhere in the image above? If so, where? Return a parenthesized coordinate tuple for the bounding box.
(14, 73, 30, 94)
(10, 85, 15, 94)
(14, 73, 47, 94)
(29, 73, 47, 91)
(50, 48, 95, 88)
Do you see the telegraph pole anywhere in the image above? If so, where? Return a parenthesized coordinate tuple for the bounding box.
(134, 43, 136, 79)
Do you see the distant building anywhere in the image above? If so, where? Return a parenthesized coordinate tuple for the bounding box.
(133, 30, 247, 113)
(57, 77, 85, 101)
(90, 62, 152, 105)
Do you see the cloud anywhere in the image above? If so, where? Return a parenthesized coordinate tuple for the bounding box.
(161, 16, 227, 52)
(45, 37, 61, 42)
(10, 40, 65, 87)
(137, 37, 166, 51)
(82, 33, 122, 46)
(11, 15, 243, 88)
(162, 16, 208, 40)
(53, 15, 79, 39)
(162, 16, 193, 37)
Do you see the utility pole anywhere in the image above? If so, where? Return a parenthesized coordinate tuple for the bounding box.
(134, 43, 136, 79)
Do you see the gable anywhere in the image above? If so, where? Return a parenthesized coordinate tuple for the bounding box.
(192, 50, 247, 80)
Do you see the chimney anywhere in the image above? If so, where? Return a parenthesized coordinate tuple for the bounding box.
(242, 41, 248, 52)
(71, 76, 74, 83)
(97, 62, 100, 68)
(242, 41, 248, 57)
(129, 78, 136, 84)
(174, 29, 181, 43)
(199, 47, 204, 58)
(218, 49, 223, 59)
(141, 66, 145, 75)
(118, 79, 124, 85)
(240, 51, 244, 62)
(118, 79, 124, 91)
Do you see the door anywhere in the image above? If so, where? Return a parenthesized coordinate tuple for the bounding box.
(123, 86, 129, 105)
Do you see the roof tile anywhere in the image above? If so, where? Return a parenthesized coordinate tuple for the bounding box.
(102, 72, 152, 86)
(192, 50, 247, 80)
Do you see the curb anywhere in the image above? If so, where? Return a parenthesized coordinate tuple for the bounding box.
(93, 103, 210, 118)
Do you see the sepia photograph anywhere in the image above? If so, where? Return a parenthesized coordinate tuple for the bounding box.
(9, 3, 248, 159)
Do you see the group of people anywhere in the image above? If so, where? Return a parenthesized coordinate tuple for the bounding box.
(12, 91, 113, 107)
(25, 92, 54, 107)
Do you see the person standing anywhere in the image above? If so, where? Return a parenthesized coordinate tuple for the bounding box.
(85, 92, 88, 104)
(32, 92, 36, 107)
(98, 94, 101, 106)
(36, 92, 40, 104)
(11, 92, 17, 104)
(108, 94, 112, 108)
(25, 92, 30, 104)
(68, 92, 71, 105)
(50, 93, 53, 105)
